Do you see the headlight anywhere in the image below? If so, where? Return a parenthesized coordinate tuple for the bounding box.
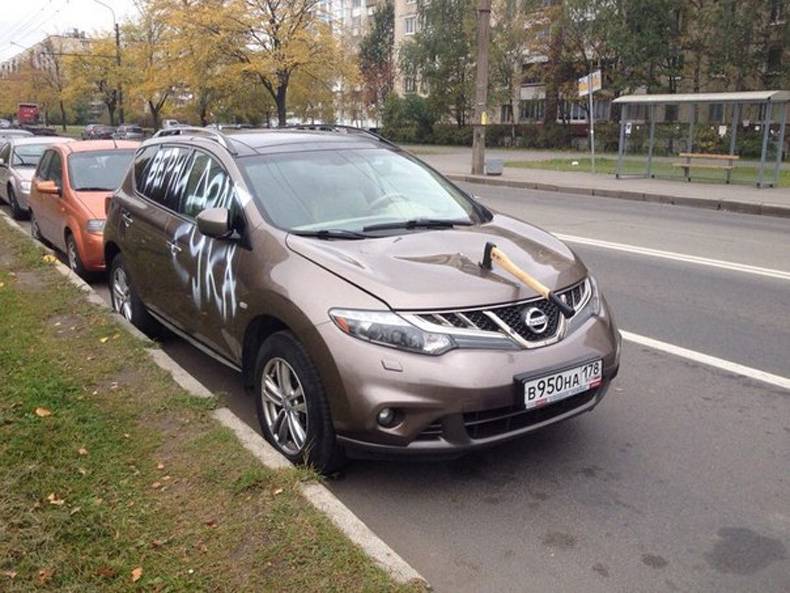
(85, 219, 105, 234)
(20, 180, 31, 193)
(567, 276, 601, 333)
(330, 309, 455, 355)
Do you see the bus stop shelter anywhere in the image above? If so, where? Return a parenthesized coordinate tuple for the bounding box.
(612, 90, 790, 188)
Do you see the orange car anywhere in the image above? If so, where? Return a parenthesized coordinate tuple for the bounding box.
(28, 140, 139, 276)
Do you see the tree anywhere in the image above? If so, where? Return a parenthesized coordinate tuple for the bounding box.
(359, 0, 395, 121)
(184, 0, 348, 127)
(399, 0, 477, 127)
(65, 36, 121, 124)
(123, 0, 178, 129)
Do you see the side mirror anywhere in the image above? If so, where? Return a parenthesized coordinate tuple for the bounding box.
(36, 180, 60, 195)
(196, 207, 231, 238)
(0, 158, 5, 166)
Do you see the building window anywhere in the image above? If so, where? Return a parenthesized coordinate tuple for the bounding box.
(501, 104, 513, 123)
(770, 0, 784, 23)
(352, 0, 361, 7)
(665, 105, 678, 122)
(708, 103, 724, 123)
(352, 15, 361, 35)
(404, 77, 417, 93)
(519, 99, 545, 121)
(404, 16, 416, 35)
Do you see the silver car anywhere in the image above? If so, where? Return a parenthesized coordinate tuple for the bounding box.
(0, 136, 74, 219)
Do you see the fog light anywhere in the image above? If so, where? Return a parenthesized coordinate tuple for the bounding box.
(377, 407, 396, 427)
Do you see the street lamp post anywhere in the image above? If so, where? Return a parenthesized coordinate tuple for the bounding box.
(471, 0, 491, 176)
(92, 0, 124, 124)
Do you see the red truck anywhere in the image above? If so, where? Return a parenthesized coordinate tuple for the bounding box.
(17, 103, 40, 126)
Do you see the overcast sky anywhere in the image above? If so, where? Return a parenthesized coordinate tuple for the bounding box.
(0, 0, 139, 62)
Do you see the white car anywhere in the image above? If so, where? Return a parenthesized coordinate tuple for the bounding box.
(0, 136, 74, 219)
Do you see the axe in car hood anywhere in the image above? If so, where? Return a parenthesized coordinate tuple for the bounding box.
(479, 241, 575, 319)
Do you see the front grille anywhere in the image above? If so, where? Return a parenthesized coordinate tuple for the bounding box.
(413, 279, 590, 347)
(415, 387, 598, 442)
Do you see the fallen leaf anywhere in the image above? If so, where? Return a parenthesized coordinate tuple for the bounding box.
(99, 337, 110, 343)
(37, 568, 54, 584)
(70, 506, 81, 515)
(273, 488, 283, 495)
(1, 570, 16, 579)
(150, 539, 164, 548)
(151, 481, 161, 489)
(34, 407, 52, 417)
(205, 519, 217, 528)
(47, 493, 65, 506)
(0, 282, 5, 289)
(162, 475, 171, 481)
(78, 447, 88, 456)
(77, 467, 87, 476)
(131, 566, 143, 582)
(96, 566, 116, 578)
(123, 433, 130, 439)
(42, 255, 58, 264)
(156, 462, 165, 470)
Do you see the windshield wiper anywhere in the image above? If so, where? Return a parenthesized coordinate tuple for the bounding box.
(290, 228, 370, 240)
(362, 218, 473, 233)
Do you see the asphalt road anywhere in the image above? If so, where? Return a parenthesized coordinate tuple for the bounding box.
(4, 186, 789, 593)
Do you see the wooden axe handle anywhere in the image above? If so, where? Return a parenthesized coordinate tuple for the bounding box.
(490, 247, 550, 298)
(490, 246, 575, 318)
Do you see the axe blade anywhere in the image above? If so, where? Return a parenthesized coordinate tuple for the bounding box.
(480, 241, 496, 270)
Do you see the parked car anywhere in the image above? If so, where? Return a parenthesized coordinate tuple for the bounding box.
(113, 124, 145, 140)
(81, 124, 115, 140)
(0, 118, 11, 129)
(0, 128, 34, 140)
(27, 140, 138, 276)
(103, 127, 620, 472)
(205, 123, 254, 130)
(161, 119, 183, 129)
(0, 136, 74, 219)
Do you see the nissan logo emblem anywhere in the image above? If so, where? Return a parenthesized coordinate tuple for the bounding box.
(523, 307, 549, 334)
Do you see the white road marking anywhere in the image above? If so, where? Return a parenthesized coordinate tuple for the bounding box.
(621, 330, 790, 392)
(555, 234, 790, 281)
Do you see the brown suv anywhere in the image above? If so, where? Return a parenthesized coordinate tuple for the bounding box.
(104, 127, 621, 472)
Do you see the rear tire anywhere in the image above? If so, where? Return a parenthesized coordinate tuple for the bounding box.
(65, 232, 89, 279)
(254, 331, 345, 474)
(109, 253, 160, 336)
(29, 210, 44, 242)
(8, 187, 27, 220)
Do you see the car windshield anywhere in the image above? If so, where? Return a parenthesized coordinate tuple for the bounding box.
(68, 150, 135, 191)
(239, 148, 481, 234)
(12, 144, 48, 167)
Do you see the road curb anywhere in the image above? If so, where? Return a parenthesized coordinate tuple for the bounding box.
(0, 211, 429, 589)
(446, 173, 790, 218)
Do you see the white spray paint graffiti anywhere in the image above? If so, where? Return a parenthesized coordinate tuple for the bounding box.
(141, 145, 242, 320)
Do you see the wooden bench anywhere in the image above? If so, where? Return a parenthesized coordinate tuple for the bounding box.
(672, 153, 740, 183)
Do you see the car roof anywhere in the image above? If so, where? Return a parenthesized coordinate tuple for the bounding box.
(61, 139, 140, 153)
(144, 128, 390, 157)
(9, 136, 74, 146)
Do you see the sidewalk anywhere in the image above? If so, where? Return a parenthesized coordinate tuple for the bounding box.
(411, 148, 790, 218)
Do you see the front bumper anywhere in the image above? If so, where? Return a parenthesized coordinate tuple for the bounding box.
(80, 231, 107, 271)
(319, 300, 621, 455)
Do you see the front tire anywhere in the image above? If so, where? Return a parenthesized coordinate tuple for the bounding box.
(29, 210, 43, 242)
(109, 254, 160, 336)
(254, 331, 345, 473)
(8, 187, 27, 220)
(65, 232, 89, 278)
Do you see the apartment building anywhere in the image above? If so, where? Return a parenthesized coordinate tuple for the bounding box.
(393, 0, 419, 95)
(0, 31, 89, 79)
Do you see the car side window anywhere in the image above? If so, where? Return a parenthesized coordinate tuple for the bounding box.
(180, 151, 235, 219)
(139, 145, 192, 211)
(36, 151, 53, 180)
(0, 143, 10, 164)
(133, 145, 158, 195)
(49, 152, 64, 190)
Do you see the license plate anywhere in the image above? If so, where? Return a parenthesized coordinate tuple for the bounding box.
(522, 360, 602, 409)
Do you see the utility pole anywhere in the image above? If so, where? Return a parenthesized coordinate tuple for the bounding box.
(93, 0, 124, 124)
(114, 22, 124, 124)
(471, 0, 491, 175)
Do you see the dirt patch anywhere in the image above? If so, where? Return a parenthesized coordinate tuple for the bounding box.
(13, 270, 49, 292)
(48, 314, 85, 338)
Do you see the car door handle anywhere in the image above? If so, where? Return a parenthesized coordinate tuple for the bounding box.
(167, 240, 182, 255)
(121, 212, 133, 227)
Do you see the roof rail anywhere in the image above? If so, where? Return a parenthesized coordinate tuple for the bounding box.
(153, 126, 236, 153)
(281, 124, 398, 149)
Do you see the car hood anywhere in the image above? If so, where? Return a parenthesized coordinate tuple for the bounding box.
(285, 214, 587, 310)
(14, 168, 35, 183)
(74, 190, 110, 219)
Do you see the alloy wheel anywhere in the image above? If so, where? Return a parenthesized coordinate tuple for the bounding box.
(260, 357, 309, 456)
(111, 265, 133, 321)
(66, 237, 78, 272)
(30, 213, 41, 240)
